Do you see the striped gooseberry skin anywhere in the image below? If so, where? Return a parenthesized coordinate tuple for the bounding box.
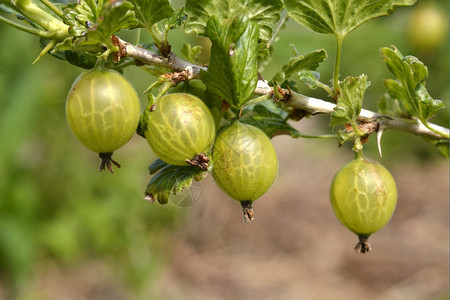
(144, 93, 215, 166)
(65, 68, 140, 154)
(330, 156, 397, 236)
(212, 121, 278, 202)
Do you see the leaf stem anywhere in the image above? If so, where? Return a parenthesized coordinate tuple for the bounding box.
(297, 133, 338, 139)
(155, 81, 174, 101)
(333, 35, 344, 98)
(0, 14, 53, 38)
(38, 0, 63, 18)
(354, 149, 364, 159)
(317, 81, 334, 98)
(423, 120, 450, 139)
(352, 123, 365, 137)
(243, 93, 272, 107)
(135, 28, 141, 45)
(352, 136, 363, 152)
(267, 14, 289, 49)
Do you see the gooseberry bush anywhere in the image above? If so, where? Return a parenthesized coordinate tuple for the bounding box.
(1, 0, 448, 253)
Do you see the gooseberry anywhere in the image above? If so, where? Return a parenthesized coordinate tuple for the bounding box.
(408, 3, 448, 52)
(330, 153, 397, 253)
(65, 67, 141, 172)
(212, 121, 278, 223)
(144, 93, 215, 168)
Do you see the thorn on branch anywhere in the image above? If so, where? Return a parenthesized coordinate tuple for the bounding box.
(377, 127, 385, 158)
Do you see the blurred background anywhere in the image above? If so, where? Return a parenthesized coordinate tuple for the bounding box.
(0, 0, 448, 299)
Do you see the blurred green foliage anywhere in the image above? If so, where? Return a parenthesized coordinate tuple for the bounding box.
(0, 0, 448, 297)
(0, 25, 180, 299)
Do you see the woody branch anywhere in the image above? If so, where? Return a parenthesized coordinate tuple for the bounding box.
(118, 37, 449, 141)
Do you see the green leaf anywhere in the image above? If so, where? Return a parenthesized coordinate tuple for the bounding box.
(61, 0, 138, 50)
(149, 7, 185, 52)
(42, 38, 132, 70)
(61, 0, 138, 48)
(164, 7, 186, 30)
(63, 50, 98, 69)
(413, 83, 445, 121)
(435, 140, 449, 159)
(331, 74, 369, 129)
(381, 46, 445, 122)
(201, 15, 259, 109)
(149, 159, 168, 174)
(283, 49, 328, 77)
(284, 0, 416, 38)
(62, 0, 98, 37)
(129, 0, 174, 30)
(185, 0, 283, 41)
(181, 43, 202, 64)
(151, 7, 186, 41)
(86, 0, 138, 45)
(377, 93, 408, 118)
(239, 100, 300, 138)
(145, 160, 207, 205)
(271, 49, 327, 84)
(257, 42, 270, 62)
(298, 70, 321, 89)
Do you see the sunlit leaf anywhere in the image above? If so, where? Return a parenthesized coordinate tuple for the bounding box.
(377, 93, 408, 118)
(185, 0, 283, 41)
(271, 49, 327, 84)
(201, 15, 259, 109)
(85, 0, 138, 45)
(284, 0, 416, 38)
(381, 46, 445, 122)
(298, 70, 321, 89)
(129, 0, 173, 30)
(331, 74, 369, 128)
(181, 43, 202, 63)
(60, 0, 138, 48)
